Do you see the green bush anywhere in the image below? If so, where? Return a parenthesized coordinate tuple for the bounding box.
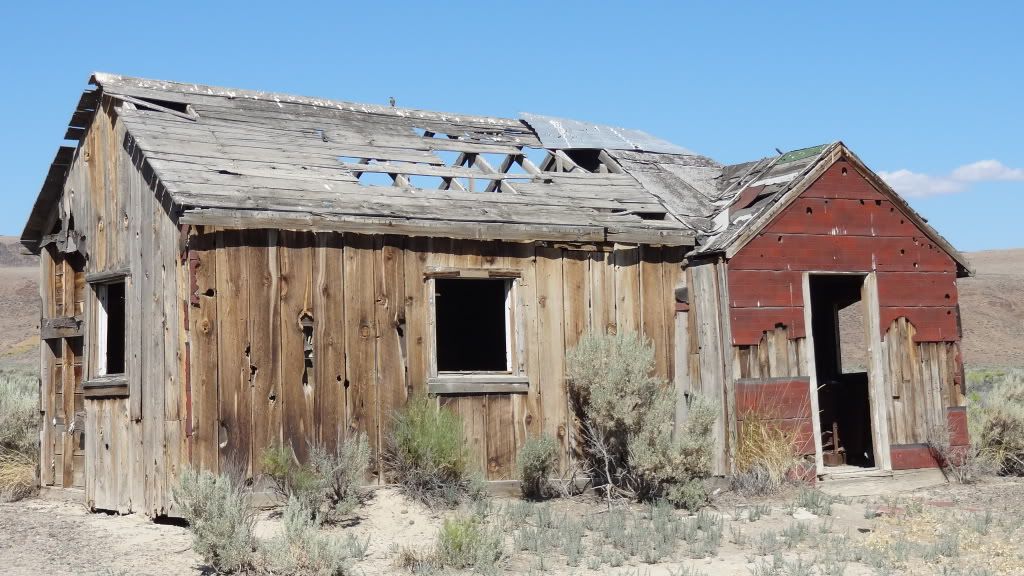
(173, 469, 258, 574)
(515, 435, 559, 500)
(260, 433, 370, 524)
(435, 514, 503, 570)
(383, 394, 478, 507)
(567, 331, 717, 509)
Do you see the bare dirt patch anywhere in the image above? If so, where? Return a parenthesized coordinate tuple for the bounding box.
(4, 479, 1024, 575)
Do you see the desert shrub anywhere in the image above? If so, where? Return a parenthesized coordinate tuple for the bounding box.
(173, 468, 258, 574)
(927, 424, 996, 484)
(515, 434, 559, 500)
(731, 411, 801, 495)
(260, 433, 370, 523)
(966, 368, 1024, 475)
(383, 394, 479, 507)
(567, 330, 717, 508)
(0, 368, 38, 454)
(435, 514, 504, 570)
(0, 368, 39, 502)
(260, 497, 353, 576)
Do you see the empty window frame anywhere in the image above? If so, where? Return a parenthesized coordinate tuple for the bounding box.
(433, 278, 513, 373)
(95, 280, 126, 375)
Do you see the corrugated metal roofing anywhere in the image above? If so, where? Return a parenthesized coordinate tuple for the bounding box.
(520, 113, 694, 154)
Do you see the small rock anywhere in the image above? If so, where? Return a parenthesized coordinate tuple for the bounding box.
(792, 507, 818, 520)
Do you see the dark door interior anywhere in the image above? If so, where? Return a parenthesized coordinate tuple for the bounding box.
(809, 274, 875, 468)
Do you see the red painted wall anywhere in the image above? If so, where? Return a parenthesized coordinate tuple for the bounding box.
(727, 159, 960, 346)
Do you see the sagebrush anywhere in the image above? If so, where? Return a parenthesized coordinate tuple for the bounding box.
(567, 331, 717, 508)
(173, 468, 258, 574)
(515, 434, 559, 500)
(260, 497, 354, 575)
(0, 368, 38, 501)
(968, 368, 1024, 475)
(383, 394, 482, 507)
(261, 433, 370, 523)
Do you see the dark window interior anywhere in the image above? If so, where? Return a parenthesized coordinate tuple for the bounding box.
(105, 281, 126, 374)
(810, 274, 873, 467)
(435, 279, 508, 372)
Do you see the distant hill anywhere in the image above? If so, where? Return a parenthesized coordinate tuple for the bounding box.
(0, 236, 1020, 369)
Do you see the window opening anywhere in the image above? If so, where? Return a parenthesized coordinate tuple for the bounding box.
(97, 280, 126, 375)
(435, 278, 510, 372)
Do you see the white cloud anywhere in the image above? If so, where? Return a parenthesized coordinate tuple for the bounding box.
(879, 159, 1024, 198)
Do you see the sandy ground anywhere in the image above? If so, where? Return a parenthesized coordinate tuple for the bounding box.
(3, 479, 1024, 575)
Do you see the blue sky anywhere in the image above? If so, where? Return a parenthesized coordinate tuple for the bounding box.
(1, 1, 1020, 251)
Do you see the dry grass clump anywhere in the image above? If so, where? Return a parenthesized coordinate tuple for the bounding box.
(0, 368, 38, 501)
(261, 433, 370, 524)
(567, 331, 717, 509)
(0, 447, 35, 501)
(732, 411, 801, 496)
(383, 394, 483, 508)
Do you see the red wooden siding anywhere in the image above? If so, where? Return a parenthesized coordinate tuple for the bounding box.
(947, 406, 969, 447)
(728, 160, 959, 345)
(890, 444, 940, 470)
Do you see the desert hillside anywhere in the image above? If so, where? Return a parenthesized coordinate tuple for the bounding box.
(0, 237, 1020, 369)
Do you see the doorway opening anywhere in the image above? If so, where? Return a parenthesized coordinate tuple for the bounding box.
(809, 274, 875, 468)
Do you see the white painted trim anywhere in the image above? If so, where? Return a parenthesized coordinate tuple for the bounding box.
(95, 284, 109, 377)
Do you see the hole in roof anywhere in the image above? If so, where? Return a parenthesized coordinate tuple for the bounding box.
(135, 97, 191, 115)
(518, 147, 548, 172)
(636, 212, 665, 221)
(503, 158, 530, 176)
(357, 172, 396, 186)
(407, 175, 445, 190)
(564, 149, 605, 172)
(412, 127, 431, 137)
(480, 153, 510, 172)
(433, 150, 462, 167)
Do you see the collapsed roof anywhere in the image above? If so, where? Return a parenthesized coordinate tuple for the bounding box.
(19, 73, 971, 275)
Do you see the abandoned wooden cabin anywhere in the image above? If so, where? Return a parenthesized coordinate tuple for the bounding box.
(21, 73, 972, 516)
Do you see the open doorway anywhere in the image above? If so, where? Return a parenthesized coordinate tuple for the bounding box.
(809, 274, 875, 468)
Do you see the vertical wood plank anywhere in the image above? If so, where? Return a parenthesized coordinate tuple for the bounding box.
(375, 236, 407, 454)
(613, 245, 641, 334)
(279, 231, 316, 462)
(590, 251, 616, 335)
(190, 232, 220, 473)
(536, 247, 567, 470)
(403, 237, 429, 396)
(640, 246, 669, 379)
(249, 230, 282, 475)
(215, 229, 252, 475)
(486, 394, 515, 480)
(314, 233, 346, 450)
(343, 234, 379, 478)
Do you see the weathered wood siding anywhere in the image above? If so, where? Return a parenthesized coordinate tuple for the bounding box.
(37, 100, 184, 515)
(185, 232, 684, 482)
(724, 158, 965, 468)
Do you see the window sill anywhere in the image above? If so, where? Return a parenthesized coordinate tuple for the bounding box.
(427, 374, 529, 395)
(83, 375, 129, 398)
